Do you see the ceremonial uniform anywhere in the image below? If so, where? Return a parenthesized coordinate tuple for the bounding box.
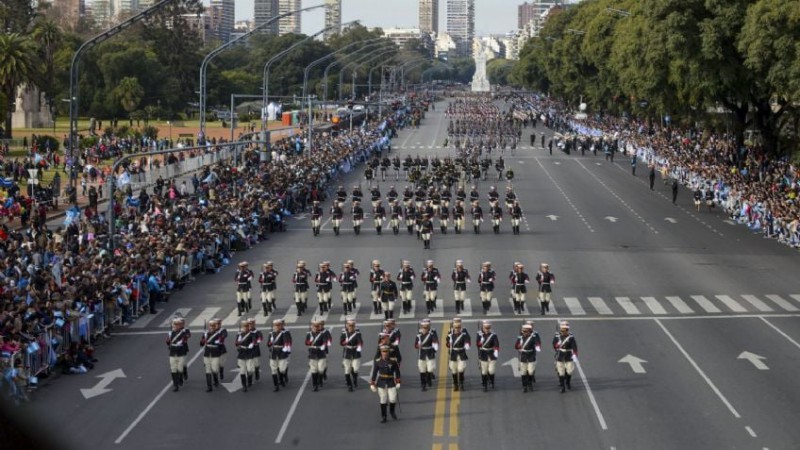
(369, 261, 386, 315)
(510, 201, 523, 235)
(374, 201, 386, 234)
(370, 346, 401, 423)
(404, 203, 417, 235)
(247, 318, 263, 381)
(376, 320, 402, 365)
(379, 273, 399, 319)
(234, 262, 254, 315)
(451, 262, 471, 314)
(234, 321, 256, 392)
(446, 319, 471, 391)
(267, 319, 292, 391)
(335, 186, 347, 204)
(535, 263, 555, 315)
(439, 203, 449, 233)
(476, 321, 499, 391)
(292, 262, 311, 315)
(510, 264, 530, 314)
(370, 186, 382, 210)
(420, 214, 434, 249)
(352, 201, 365, 235)
(200, 318, 226, 392)
(421, 261, 441, 314)
(340, 319, 363, 391)
(338, 263, 358, 313)
(414, 319, 438, 391)
(390, 200, 403, 234)
(351, 185, 363, 204)
(311, 201, 323, 236)
(471, 201, 483, 234)
(515, 322, 541, 392)
(553, 321, 578, 393)
(397, 261, 416, 314)
(167, 318, 190, 392)
(490, 202, 503, 234)
(478, 262, 496, 314)
(306, 321, 328, 391)
(331, 202, 344, 235)
(258, 262, 278, 316)
(453, 201, 465, 234)
(315, 262, 336, 313)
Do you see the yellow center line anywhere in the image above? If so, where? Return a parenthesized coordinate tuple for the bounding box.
(432, 445, 443, 450)
(449, 444, 459, 450)
(432, 323, 451, 438)
(448, 388, 460, 437)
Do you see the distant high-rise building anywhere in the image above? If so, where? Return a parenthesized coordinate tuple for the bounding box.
(446, 0, 474, 57)
(49, 0, 85, 30)
(277, 0, 301, 35)
(89, 0, 112, 27)
(209, 0, 235, 42)
(419, 0, 438, 34)
(323, 0, 341, 40)
(254, 0, 279, 34)
(112, 0, 136, 18)
(518, 1, 536, 29)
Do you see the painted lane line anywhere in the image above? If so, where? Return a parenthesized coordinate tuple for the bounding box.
(564, 297, 586, 315)
(745, 426, 757, 438)
(159, 308, 191, 327)
(486, 298, 502, 316)
(275, 370, 313, 444)
(665, 296, 695, 314)
(641, 297, 667, 315)
(129, 309, 162, 328)
(282, 304, 300, 324)
(535, 157, 595, 233)
(759, 317, 800, 350)
(691, 295, 722, 313)
(741, 295, 773, 312)
(765, 294, 798, 312)
(615, 297, 641, 315)
(588, 297, 613, 315)
(461, 298, 473, 316)
(115, 348, 204, 444)
(221, 306, 242, 326)
(574, 359, 609, 430)
(339, 301, 361, 322)
(433, 323, 452, 437)
(791, 294, 800, 306)
(654, 319, 741, 418)
(715, 295, 747, 313)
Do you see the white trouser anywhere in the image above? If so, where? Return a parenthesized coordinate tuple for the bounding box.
(480, 290, 493, 301)
(353, 219, 363, 227)
(311, 218, 321, 229)
(515, 292, 526, 302)
(294, 291, 308, 302)
(203, 356, 221, 374)
(448, 357, 467, 373)
(309, 358, 327, 373)
(556, 360, 575, 376)
(439, 218, 448, 227)
(382, 300, 395, 312)
(390, 218, 400, 228)
(400, 289, 412, 301)
(374, 218, 383, 227)
(418, 359, 436, 373)
(342, 358, 361, 374)
(371, 289, 380, 302)
(519, 361, 536, 375)
(261, 290, 275, 303)
(377, 386, 398, 404)
(269, 358, 289, 374)
(341, 291, 355, 303)
(473, 218, 482, 226)
(492, 218, 501, 227)
(236, 291, 250, 301)
(479, 360, 496, 375)
(454, 290, 466, 301)
(317, 291, 331, 303)
(511, 218, 520, 227)
(169, 355, 186, 372)
(421, 232, 431, 240)
(424, 290, 437, 301)
(538, 292, 551, 302)
(237, 358, 255, 375)
(455, 218, 464, 229)
(332, 218, 341, 228)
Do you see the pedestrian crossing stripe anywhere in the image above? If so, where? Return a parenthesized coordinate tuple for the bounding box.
(369, 302, 384, 321)
(136, 293, 800, 328)
(507, 298, 529, 315)
(309, 304, 330, 322)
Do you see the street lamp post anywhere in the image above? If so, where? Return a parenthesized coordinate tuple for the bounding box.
(336, 46, 396, 101)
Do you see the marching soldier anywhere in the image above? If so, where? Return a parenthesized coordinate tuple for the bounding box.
(504, 185, 517, 211)
(314, 261, 336, 313)
(267, 319, 291, 391)
(381, 156, 390, 181)
(351, 184, 363, 204)
(451, 260, 471, 314)
(393, 156, 402, 180)
(535, 263, 555, 315)
(166, 317, 190, 392)
(397, 260, 416, 314)
(320, 319, 333, 383)
(510, 263, 530, 314)
(402, 185, 414, 206)
(390, 199, 403, 235)
(476, 320, 499, 392)
(387, 185, 399, 204)
(487, 186, 500, 205)
(311, 200, 323, 236)
(421, 260, 441, 314)
(404, 201, 417, 235)
(478, 261, 496, 314)
(446, 317, 471, 391)
(235, 261, 254, 315)
(374, 200, 386, 234)
(380, 272, 399, 320)
(305, 320, 328, 392)
(441, 186, 452, 209)
(340, 318, 363, 391)
(515, 322, 541, 392)
(247, 318, 263, 382)
(414, 184, 427, 209)
(352, 200, 365, 235)
(414, 319, 438, 391)
(439, 199, 450, 234)
(335, 185, 347, 204)
(420, 213, 434, 249)
(258, 262, 278, 316)
(376, 319, 402, 365)
(510, 200, 523, 235)
(331, 201, 344, 236)
(339, 262, 358, 314)
(490, 200, 503, 234)
(453, 200, 465, 234)
(553, 320, 578, 393)
(455, 185, 467, 204)
(471, 200, 483, 234)
(370, 184, 382, 210)
(292, 261, 310, 316)
(235, 320, 256, 392)
(370, 345, 401, 423)
(469, 185, 480, 204)
(200, 318, 226, 392)
(369, 260, 385, 315)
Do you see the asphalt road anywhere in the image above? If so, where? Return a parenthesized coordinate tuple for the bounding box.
(17, 98, 800, 450)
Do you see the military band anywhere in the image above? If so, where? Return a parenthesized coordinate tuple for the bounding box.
(199, 318, 226, 392)
(340, 318, 363, 392)
(234, 261, 254, 316)
(167, 317, 190, 392)
(258, 262, 278, 316)
(446, 317, 471, 391)
(476, 320, 499, 392)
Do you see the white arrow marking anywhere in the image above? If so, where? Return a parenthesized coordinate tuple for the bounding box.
(737, 351, 769, 370)
(546, 215, 559, 221)
(221, 369, 243, 392)
(518, 161, 525, 164)
(596, 163, 602, 166)
(81, 368, 126, 399)
(618, 354, 648, 374)
(293, 213, 308, 220)
(604, 216, 619, 223)
(664, 217, 677, 224)
(502, 357, 521, 378)
(360, 359, 374, 384)
(723, 220, 736, 226)
(553, 161, 561, 165)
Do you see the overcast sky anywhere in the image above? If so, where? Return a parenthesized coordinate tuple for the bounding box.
(220, 0, 524, 36)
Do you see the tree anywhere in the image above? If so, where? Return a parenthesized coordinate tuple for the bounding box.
(486, 58, 514, 85)
(32, 18, 63, 109)
(0, 33, 38, 139)
(0, 0, 36, 33)
(113, 76, 144, 116)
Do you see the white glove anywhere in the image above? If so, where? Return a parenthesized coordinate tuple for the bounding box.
(395, 383, 400, 390)
(572, 355, 578, 362)
(493, 350, 498, 358)
(535, 345, 541, 353)
(370, 385, 377, 393)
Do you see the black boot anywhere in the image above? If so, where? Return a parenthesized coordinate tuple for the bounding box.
(489, 374, 495, 389)
(566, 374, 572, 390)
(389, 310, 394, 319)
(255, 367, 260, 381)
(241, 374, 248, 392)
(384, 310, 390, 320)
(559, 376, 566, 393)
(390, 402, 398, 420)
(346, 374, 353, 392)
(296, 302, 303, 316)
(213, 373, 219, 387)
(452, 373, 459, 391)
(421, 373, 428, 391)
(482, 375, 488, 392)
(377, 226, 381, 235)
(441, 225, 446, 233)
(272, 374, 280, 392)
(312, 373, 319, 392)
(353, 372, 358, 387)
(183, 366, 188, 381)
(425, 300, 432, 314)
(237, 301, 243, 316)
(522, 375, 529, 392)
(220, 367, 224, 380)
(513, 299, 519, 314)
(540, 303, 545, 315)
(545, 301, 550, 312)
(380, 404, 388, 423)
(279, 371, 286, 387)
(459, 372, 466, 391)
(323, 368, 328, 382)
(248, 375, 253, 387)
(171, 373, 180, 392)
(247, 299, 252, 311)
(531, 372, 536, 383)
(206, 374, 213, 392)
(263, 303, 270, 316)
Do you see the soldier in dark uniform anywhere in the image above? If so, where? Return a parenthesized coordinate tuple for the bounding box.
(376, 319, 402, 365)
(414, 319, 438, 391)
(200, 318, 226, 392)
(379, 272, 399, 320)
(340, 318, 363, 391)
(456, 185, 467, 204)
(505, 185, 517, 211)
(553, 320, 578, 393)
(478, 261, 496, 314)
(471, 200, 483, 234)
(487, 185, 500, 204)
(490, 200, 503, 234)
(305, 320, 328, 392)
(446, 317, 471, 391)
(510, 200, 523, 235)
(380, 156, 390, 181)
(404, 202, 417, 235)
(259, 262, 278, 316)
(421, 260, 441, 314)
(451, 260, 471, 314)
(335, 185, 348, 204)
(338, 262, 357, 313)
(454, 200, 465, 234)
(369, 260, 385, 315)
(420, 213, 434, 249)
(267, 318, 292, 391)
(693, 186, 703, 212)
(515, 322, 541, 392)
(351, 184, 363, 205)
(370, 345, 401, 423)
(311, 200, 323, 236)
(439, 200, 450, 233)
(331, 201, 344, 236)
(387, 185, 399, 204)
(314, 261, 335, 313)
(393, 156, 401, 180)
(352, 200, 365, 235)
(292, 261, 310, 315)
(370, 184, 382, 210)
(402, 185, 414, 206)
(247, 318, 263, 381)
(535, 263, 555, 315)
(235, 261, 254, 316)
(374, 200, 386, 235)
(414, 185, 427, 209)
(510, 263, 530, 314)
(390, 199, 403, 234)
(167, 317, 190, 392)
(476, 320, 500, 392)
(469, 185, 480, 204)
(319, 319, 333, 384)
(235, 320, 255, 392)
(397, 260, 415, 314)
(441, 186, 452, 209)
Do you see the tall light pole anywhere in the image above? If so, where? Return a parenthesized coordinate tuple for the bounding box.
(324, 41, 395, 101)
(338, 48, 396, 101)
(199, 3, 325, 137)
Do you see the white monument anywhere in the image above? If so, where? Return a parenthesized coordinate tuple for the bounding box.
(11, 84, 53, 129)
(471, 44, 491, 92)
